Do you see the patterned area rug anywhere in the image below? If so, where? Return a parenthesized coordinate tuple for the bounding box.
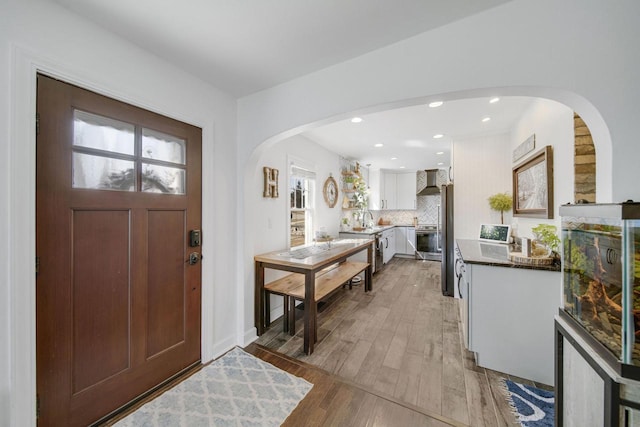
(503, 379, 555, 427)
(114, 347, 313, 427)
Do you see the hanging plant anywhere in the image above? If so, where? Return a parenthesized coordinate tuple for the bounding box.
(488, 192, 513, 224)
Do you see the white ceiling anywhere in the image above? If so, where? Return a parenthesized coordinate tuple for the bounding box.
(49, 0, 512, 97)
(48, 0, 534, 171)
(302, 96, 536, 172)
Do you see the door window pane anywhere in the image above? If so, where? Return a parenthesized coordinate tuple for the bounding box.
(73, 152, 135, 191)
(142, 163, 185, 194)
(73, 110, 135, 155)
(142, 128, 186, 165)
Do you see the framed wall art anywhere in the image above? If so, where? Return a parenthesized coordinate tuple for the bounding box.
(512, 145, 553, 218)
(513, 134, 535, 162)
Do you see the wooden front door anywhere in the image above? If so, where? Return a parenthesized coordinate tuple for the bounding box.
(36, 75, 202, 426)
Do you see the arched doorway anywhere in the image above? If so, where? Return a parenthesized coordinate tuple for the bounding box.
(239, 87, 613, 358)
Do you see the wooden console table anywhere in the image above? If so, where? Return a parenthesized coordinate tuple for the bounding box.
(255, 239, 373, 355)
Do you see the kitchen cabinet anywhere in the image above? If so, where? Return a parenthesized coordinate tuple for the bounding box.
(369, 170, 416, 210)
(382, 228, 395, 264)
(396, 173, 417, 210)
(456, 239, 560, 385)
(382, 172, 397, 210)
(395, 226, 416, 256)
(467, 262, 558, 385)
(368, 169, 382, 210)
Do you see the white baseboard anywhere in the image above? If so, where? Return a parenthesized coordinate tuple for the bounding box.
(242, 306, 288, 347)
(243, 328, 258, 347)
(208, 336, 237, 362)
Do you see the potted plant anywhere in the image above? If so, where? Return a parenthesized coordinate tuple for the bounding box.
(531, 223, 561, 258)
(488, 192, 513, 224)
(344, 175, 355, 189)
(340, 217, 351, 231)
(352, 176, 369, 210)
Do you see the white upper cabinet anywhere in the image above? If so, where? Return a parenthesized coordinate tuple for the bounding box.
(369, 170, 416, 210)
(382, 172, 397, 210)
(396, 172, 417, 210)
(368, 169, 382, 210)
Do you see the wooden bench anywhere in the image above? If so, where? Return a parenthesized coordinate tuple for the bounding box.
(264, 261, 370, 337)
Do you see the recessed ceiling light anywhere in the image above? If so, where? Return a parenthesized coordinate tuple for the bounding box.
(351, 117, 363, 123)
(489, 97, 500, 104)
(436, 151, 444, 155)
(433, 134, 444, 139)
(399, 166, 406, 169)
(428, 101, 444, 108)
(482, 117, 491, 122)
(390, 157, 398, 160)
(437, 162, 444, 166)
(374, 143, 384, 147)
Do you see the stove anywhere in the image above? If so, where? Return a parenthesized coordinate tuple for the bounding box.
(416, 224, 437, 231)
(415, 224, 442, 261)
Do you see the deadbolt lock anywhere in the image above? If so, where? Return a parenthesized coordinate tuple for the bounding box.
(188, 252, 201, 265)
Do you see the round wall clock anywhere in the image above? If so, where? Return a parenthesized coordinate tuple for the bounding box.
(323, 175, 338, 208)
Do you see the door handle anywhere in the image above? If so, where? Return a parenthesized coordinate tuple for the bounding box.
(188, 252, 201, 265)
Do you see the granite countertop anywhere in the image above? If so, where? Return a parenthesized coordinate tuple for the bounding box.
(456, 239, 561, 272)
(338, 224, 413, 235)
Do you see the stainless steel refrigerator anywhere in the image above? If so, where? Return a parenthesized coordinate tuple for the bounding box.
(440, 184, 455, 296)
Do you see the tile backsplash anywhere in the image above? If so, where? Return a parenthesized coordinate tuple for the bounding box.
(372, 210, 416, 225)
(370, 194, 440, 225)
(346, 169, 447, 227)
(417, 194, 441, 224)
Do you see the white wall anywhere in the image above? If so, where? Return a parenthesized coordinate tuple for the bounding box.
(252, 135, 342, 320)
(0, 0, 237, 425)
(453, 99, 574, 242)
(511, 99, 575, 239)
(238, 0, 640, 338)
(453, 133, 512, 240)
(0, 2, 11, 423)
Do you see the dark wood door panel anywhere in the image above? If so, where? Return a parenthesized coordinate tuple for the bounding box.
(147, 209, 187, 358)
(36, 74, 202, 426)
(72, 209, 131, 394)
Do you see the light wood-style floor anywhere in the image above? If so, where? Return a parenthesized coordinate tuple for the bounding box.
(245, 343, 463, 427)
(256, 257, 553, 426)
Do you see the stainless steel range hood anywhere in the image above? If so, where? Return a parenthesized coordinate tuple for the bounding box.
(417, 169, 440, 196)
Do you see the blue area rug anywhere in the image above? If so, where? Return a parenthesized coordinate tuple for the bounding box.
(114, 347, 313, 427)
(503, 379, 555, 427)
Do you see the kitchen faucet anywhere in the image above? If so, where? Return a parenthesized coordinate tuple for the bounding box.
(362, 210, 374, 228)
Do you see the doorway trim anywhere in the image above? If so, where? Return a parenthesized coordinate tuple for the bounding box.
(8, 45, 216, 427)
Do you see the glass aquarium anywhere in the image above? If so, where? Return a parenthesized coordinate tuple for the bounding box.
(561, 203, 640, 366)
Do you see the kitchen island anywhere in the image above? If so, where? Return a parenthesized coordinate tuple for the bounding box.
(456, 239, 561, 385)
